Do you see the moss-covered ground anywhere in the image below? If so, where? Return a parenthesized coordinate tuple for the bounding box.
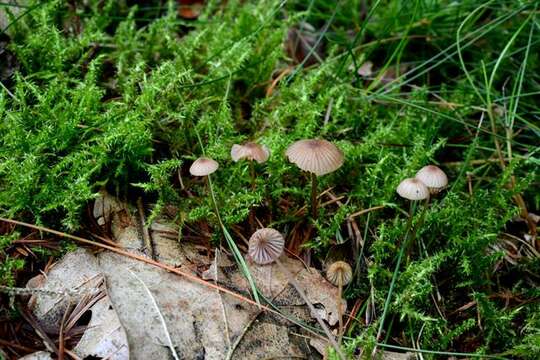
(0, 0, 539, 358)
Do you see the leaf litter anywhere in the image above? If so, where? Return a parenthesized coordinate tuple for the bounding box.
(19, 192, 345, 359)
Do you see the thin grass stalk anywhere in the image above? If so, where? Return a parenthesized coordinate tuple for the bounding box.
(207, 174, 261, 305)
(373, 201, 417, 355)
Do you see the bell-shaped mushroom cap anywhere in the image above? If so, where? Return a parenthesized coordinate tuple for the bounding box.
(248, 228, 285, 265)
(326, 261, 353, 286)
(231, 142, 270, 163)
(285, 139, 344, 176)
(396, 178, 429, 201)
(189, 157, 219, 177)
(415, 165, 448, 193)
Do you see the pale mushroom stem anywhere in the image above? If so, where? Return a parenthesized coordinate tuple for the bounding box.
(249, 161, 256, 190)
(337, 277, 344, 347)
(310, 173, 318, 219)
(274, 258, 346, 360)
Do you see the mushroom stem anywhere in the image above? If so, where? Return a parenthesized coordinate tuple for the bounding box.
(337, 277, 344, 347)
(249, 161, 256, 190)
(310, 172, 318, 219)
(274, 258, 346, 360)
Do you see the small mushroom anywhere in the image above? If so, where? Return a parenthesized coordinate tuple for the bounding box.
(248, 228, 345, 360)
(248, 228, 284, 265)
(326, 261, 353, 287)
(396, 178, 429, 201)
(231, 142, 270, 163)
(326, 261, 352, 346)
(189, 157, 219, 177)
(415, 165, 448, 194)
(231, 142, 270, 189)
(286, 139, 344, 218)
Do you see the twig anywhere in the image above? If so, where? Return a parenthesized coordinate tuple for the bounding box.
(128, 269, 180, 360)
(347, 205, 385, 219)
(19, 306, 59, 355)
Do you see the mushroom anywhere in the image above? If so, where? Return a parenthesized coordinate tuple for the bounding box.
(248, 228, 284, 265)
(248, 228, 346, 360)
(231, 142, 270, 163)
(396, 178, 429, 201)
(415, 165, 448, 194)
(286, 139, 344, 218)
(189, 157, 219, 177)
(231, 142, 270, 188)
(326, 261, 352, 346)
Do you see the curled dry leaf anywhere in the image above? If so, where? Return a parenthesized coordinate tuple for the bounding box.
(285, 21, 325, 66)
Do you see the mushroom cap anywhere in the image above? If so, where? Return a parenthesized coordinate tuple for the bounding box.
(248, 228, 285, 265)
(396, 178, 429, 201)
(231, 142, 270, 163)
(326, 261, 353, 286)
(285, 139, 344, 176)
(189, 157, 219, 176)
(415, 165, 448, 193)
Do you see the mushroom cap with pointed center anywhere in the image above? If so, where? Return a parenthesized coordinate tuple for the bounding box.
(326, 261, 353, 286)
(189, 157, 219, 176)
(248, 228, 285, 265)
(285, 139, 344, 176)
(396, 178, 429, 201)
(231, 142, 270, 163)
(415, 165, 448, 193)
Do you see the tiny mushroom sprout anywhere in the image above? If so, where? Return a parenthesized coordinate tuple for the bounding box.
(231, 142, 270, 188)
(189, 157, 219, 177)
(415, 165, 448, 194)
(326, 261, 352, 346)
(231, 142, 270, 163)
(396, 178, 430, 201)
(286, 139, 344, 218)
(248, 228, 284, 265)
(326, 261, 353, 287)
(248, 228, 346, 360)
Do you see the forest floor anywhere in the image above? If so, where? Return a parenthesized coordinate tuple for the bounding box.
(0, 1, 539, 359)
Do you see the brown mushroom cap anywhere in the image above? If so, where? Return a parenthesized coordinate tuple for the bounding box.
(415, 165, 448, 193)
(285, 139, 344, 176)
(326, 261, 353, 286)
(396, 178, 429, 201)
(231, 142, 270, 163)
(248, 228, 285, 265)
(189, 157, 219, 176)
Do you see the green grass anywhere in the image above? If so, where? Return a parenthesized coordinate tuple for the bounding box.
(0, 0, 539, 358)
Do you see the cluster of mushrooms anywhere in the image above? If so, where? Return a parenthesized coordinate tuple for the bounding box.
(397, 165, 448, 200)
(188, 139, 448, 358)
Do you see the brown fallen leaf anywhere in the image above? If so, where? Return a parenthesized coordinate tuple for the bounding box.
(178, 0, 204, 19)
(285, 21, 325, 66)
